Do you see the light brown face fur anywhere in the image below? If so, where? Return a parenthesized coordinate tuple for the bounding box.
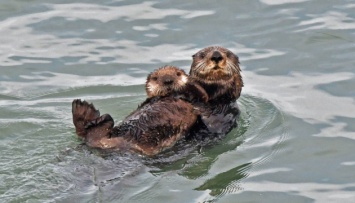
(190, 46, 241, 84)
(189, 46, 243, 101)
(145, 66, 188, 98)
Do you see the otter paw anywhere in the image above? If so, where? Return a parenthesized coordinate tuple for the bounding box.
(85, 114, 114, 129)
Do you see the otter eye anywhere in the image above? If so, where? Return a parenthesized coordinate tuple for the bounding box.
(176, 72, 181, 77)
(199, 53, 206, 58)
(152, 77, 158, 81)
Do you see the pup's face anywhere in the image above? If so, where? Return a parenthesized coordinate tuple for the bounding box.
(146, 66, 188, 98)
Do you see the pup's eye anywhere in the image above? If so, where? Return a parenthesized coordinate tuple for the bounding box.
(176, 72, 181, 76)
(152, 77, 158, 81)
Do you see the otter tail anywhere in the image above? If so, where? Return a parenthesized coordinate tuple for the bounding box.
(72, 99, 114, 143)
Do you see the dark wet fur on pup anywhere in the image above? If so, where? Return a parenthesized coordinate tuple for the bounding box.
(72, 66, 207, 156)
(144, 65, 208, 104)
(72, 99, 114, 145)
(72, 97, 199, 156)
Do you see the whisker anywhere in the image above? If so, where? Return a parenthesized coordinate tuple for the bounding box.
(227, 60, 239, 74)
(194, 61, 205, 72)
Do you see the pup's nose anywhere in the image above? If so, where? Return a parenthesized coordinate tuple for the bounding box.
(163, 78, 174, 85)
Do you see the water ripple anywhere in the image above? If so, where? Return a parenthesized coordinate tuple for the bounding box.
(0, 2, 214, 66)
(260, 0, 309, 5)
(297, 11, 355, 32)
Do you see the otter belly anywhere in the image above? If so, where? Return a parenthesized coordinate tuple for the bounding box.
(189, 101, 240, 139)
(109, 97, 198, 156)
(72, 97, 199, 156)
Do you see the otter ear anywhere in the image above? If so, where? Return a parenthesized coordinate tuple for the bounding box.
(227, 51, 239, 62)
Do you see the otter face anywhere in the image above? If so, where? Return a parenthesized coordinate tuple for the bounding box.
(145, 66, 188, 98)
(190, 46, 240, 83)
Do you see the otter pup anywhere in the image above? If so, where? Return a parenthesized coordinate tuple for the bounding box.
(145, 66, 188, 98)
(144, 65, 208, 103)
(72, 66, 207, 156)
(188, 46, 243, 135)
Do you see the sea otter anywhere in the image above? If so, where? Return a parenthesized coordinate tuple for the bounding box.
(72, 66, 208, 156)
(188, 46, 243, 136)
(145, 65, 187, 98)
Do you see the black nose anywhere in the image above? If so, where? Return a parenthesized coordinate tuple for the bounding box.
(164, 78, 174, 85)
(211, 51, 223, 63)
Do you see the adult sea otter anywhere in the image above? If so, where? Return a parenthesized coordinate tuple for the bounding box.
(189, 46, 243, 136)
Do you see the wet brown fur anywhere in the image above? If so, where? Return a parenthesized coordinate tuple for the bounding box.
(145, 66, 187, 98)
(186, 46, 243, 136)
(145, 65, 208, 103)
(72, 66, 207, 156)
(190, 46, 243, 102)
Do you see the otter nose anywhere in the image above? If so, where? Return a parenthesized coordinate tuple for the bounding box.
(163, 78, 174, 85)
(211, 51, 223, 63)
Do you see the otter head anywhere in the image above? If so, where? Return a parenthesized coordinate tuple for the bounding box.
(145, 66, 188, 98)
(190, 46, 243, 101)
(190, 46, 241, 83)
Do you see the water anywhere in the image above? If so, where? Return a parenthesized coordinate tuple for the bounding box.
(0, 0, 354, 202)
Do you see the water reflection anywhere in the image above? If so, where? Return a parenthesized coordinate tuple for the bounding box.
(244, 71, 355, 124)
(0, 2, 215, 66)
(260, 0, 309, 5)
(297, 11, 355, 31)
(241, 181, 355, 202)
(195, 162, 251, 196)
